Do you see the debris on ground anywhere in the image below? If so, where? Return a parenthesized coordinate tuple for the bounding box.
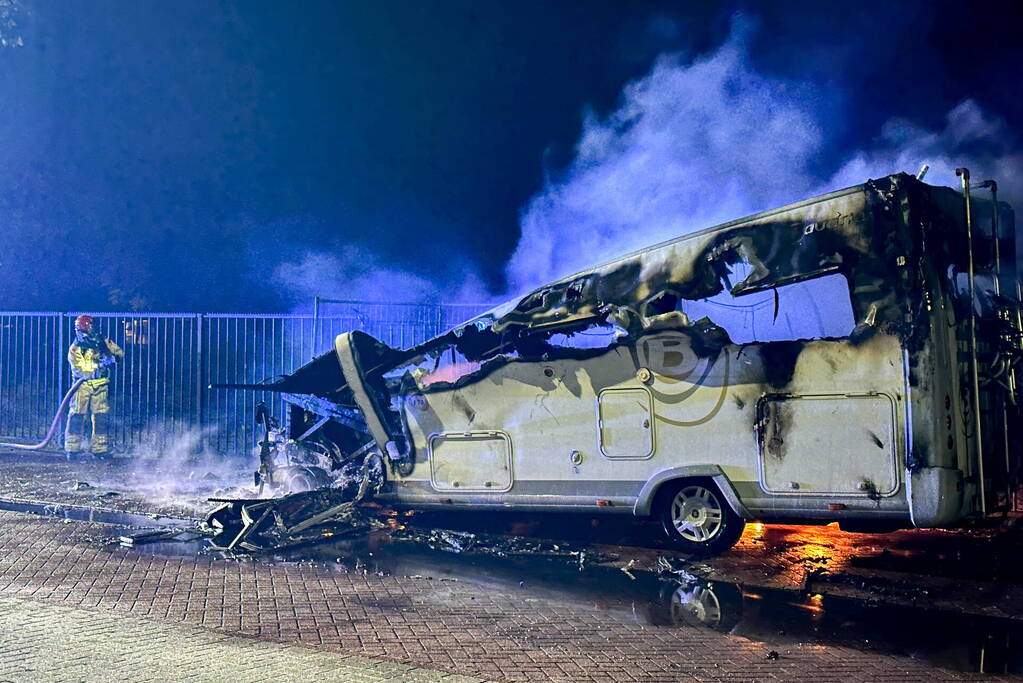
(201, 455, 383, 551)
(392, 524, 618, 565)
(620, 558, 637, 580)
(657, 555, 709, 583)
(432, 529, 475, 553)
(803, 566, 829, 592)
(71, 481, 93, 491)
(119, 529, 201, 547)
(766, 650, 780, 660)
(809, 570, 932, 602)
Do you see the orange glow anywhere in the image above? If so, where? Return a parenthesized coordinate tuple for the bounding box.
(420, 361, 482, 386)
(122, 319, 149, 345)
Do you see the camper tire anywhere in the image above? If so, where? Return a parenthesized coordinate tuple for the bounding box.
(657, 479, 744, 556)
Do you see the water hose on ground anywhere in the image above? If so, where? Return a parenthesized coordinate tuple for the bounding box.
(0, 378, 86, 451)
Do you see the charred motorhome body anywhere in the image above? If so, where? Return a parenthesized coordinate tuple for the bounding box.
(215, 172, 1022, 555)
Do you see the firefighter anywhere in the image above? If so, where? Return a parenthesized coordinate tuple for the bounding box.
(65, 315, 124, 461)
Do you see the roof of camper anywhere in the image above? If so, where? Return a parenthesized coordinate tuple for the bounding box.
(455, 174, 892, 332)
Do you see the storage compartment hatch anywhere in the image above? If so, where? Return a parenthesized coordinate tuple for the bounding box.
(758, 394, 898, 496)
(597, 388, 654, 459)
(429, 431, 513, 492)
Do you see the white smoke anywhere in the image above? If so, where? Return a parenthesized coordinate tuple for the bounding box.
(506, 18, 824, 291)
(91, 424, 256, 515)
(828, 99, 1022, 201)
(273, 245, 488, 308)
(274, 17, 1021, 307)
(506, 17, 1022, 292)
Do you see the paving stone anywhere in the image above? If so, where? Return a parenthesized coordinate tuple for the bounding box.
(0, 594, 476, 682)
(0, 512, 1015, 682)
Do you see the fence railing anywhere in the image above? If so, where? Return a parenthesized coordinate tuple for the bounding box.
(0, 302, 491, 456)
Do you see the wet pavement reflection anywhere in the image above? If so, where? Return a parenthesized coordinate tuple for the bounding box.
(6, 454, 1021, 676)
(121, 511, 1023, 676)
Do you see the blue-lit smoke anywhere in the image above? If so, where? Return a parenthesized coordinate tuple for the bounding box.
(507, 19, 824, 293)
(829, 99, 1022, 207)
(507, 18, 1021, 292)
(274, 246, 487, 307)
(274, 17, 1020, 307)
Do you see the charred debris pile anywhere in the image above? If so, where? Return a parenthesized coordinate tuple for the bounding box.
(201, 172, 1018, 552)
(202, 453, 384, 551)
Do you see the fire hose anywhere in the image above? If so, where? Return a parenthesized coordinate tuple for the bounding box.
(0, 378, 86, 451)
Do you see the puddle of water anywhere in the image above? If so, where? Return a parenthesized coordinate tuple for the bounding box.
(0, 497, 194, 528)
(111, 522, 1023, 675)
(401, 509, 663, 548)
(849, 544, 1022, 581)
(736, 590, 1023, 674)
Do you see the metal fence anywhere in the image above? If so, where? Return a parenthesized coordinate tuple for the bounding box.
(0, 301, 491, 456)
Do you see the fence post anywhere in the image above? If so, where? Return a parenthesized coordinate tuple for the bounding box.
(56, 313, 69, 450)
(196, 313, 205, 452)
(312, 296, 320, 359)
(56, 313, 68, 400)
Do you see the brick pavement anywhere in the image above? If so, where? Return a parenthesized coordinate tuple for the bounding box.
(0, 595, 482, 682)
(0, 511, 1016, 682)
(5, 455, 1022, 622)
(406, 510, 1023, 621)
(691, 522, 1023, 619)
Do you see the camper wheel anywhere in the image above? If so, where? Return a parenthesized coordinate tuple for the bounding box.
(658, 479, 745, 555)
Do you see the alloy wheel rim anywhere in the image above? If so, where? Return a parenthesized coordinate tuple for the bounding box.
(669, 584, 723, 628)
(670, 485, 723, 543)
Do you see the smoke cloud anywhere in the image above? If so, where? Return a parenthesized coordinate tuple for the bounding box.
(273, 245, 488, 309)
(828, 99, 1022, 202)
(506, 19, 825, 292)
(272, 16, 1021, 309)
(505, 17, 1022, 293)
(91, 423, 257, 515)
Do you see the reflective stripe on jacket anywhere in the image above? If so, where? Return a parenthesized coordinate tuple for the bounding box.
(68, 339, 124, 380)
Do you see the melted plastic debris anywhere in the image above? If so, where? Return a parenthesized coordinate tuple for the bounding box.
(119, 528, 201, 548)
(657, 555, 712, 584)
(201, 454, 383, 551)
(391, 524, 619, 565)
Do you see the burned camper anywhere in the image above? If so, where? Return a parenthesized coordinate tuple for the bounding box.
(217, 172, 1022, 555)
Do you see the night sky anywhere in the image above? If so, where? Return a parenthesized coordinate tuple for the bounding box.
(1, 1, 1021, 312)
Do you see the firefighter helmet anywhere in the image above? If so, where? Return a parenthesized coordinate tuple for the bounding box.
(74, 315, 94, 332)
